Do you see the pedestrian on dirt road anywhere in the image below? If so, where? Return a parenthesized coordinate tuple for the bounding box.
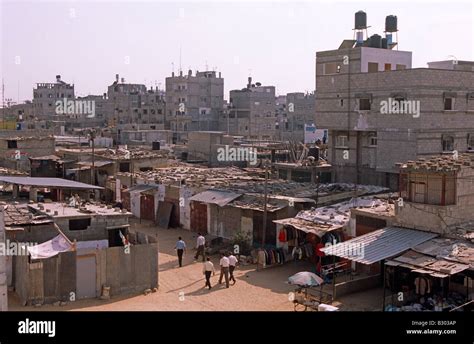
(194, 233, 206, 262)
(175, 237, 186, 267)
(218, 253, 230, 288)
(228, 253, 238, 285)
(202, 257, 215, 289)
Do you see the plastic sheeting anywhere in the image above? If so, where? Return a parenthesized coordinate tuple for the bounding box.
(27, 234, 73, 260)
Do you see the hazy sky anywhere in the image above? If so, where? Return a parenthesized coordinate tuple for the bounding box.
(1, 0, 473, 102)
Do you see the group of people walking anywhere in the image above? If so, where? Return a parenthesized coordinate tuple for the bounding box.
(175, 234, 238, 289)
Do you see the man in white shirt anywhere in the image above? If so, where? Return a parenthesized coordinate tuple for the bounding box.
(202, 257, 215, 289)
(194, 233, 206, 262)
(228, 253, 238, 285)
(218, 253, 230, 288)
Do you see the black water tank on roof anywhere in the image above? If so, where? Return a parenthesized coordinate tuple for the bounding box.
(369, 34, 382, 48)
(381, 38, 388, 49)
(355, 11, 367, 29)
(308, 147, 320, 160)
(385, 15, 397, 32)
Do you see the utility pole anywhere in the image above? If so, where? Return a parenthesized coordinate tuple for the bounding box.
(261, 160, 269, 248)
(89, 129, 96, 185)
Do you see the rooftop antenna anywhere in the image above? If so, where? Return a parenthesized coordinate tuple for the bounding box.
(179, 46, 182, 73)
(172, 62, 175, 74)
(205, 60, 208, 71)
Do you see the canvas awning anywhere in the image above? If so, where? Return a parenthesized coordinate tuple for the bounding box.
(189, 190, 242, 207)
(321, 227, 438, 265)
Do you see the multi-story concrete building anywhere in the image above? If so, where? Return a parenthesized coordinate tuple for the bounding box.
(33, 75, 75, 119)
(165, 70, 224, 140)
(315, 14, 474, 189)
(281, 92, 316, 142)
(227, 77, 277, 140)
(107, 75, 166, 129)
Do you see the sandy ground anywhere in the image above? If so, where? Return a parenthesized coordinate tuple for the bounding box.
(9, 220, 383, 311)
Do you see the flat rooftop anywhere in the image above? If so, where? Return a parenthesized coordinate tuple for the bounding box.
(29, 202, 132, 219)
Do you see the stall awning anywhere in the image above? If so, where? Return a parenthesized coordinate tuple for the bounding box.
(273, 218, 341, 237)
(189, 190, 242, 207)
(320, 227, 438, 265)
(386, 250, 470, 278)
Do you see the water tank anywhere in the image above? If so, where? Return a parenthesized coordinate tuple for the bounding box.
(308, 147, 320, 160)
(355, 11, 367, 29)
(152, 141, 161, 150)
(385, 15, 397, 32)
(369, 34, 382, 48)
(381, 38, 388, 49)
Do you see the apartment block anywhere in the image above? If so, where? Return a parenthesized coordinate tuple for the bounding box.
(226, 77, 277, 140)
(315, 15, 474, 189)
(281, 92, 316, 142)
(165, 70, 224, 140)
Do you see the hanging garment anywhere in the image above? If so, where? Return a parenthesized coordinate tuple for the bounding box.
(414, 276, 431, 295)
(278, 229, 287, 242)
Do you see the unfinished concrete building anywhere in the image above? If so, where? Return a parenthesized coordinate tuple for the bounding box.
(106, 75, 166, 142)
(314, 12, 474, 189)
(281, 92, 316, 142)
(226, 78, 277, 140)
(32, 75, 75, 119)
(166, 70, 224, 141)
(0, 133, 56, 172)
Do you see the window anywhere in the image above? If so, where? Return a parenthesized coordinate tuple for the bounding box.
(442, 135, 454, 151)
(340, 99, 344, 107)
(119, 162, 131, 172)
(384, 63, 391, 71)
(336, 135, 348, 147)
(368, 62, 378, 73)
(69, 218, 91, 231)
(200, 109, 207, 115)
(444, 97, 454, 110)
(324, 62, 339, 75)
(7, 140, 17, 149)
(158, 109, 162, 115)
(359, 98, 371, 111)
(368, 133, 377, 146)
(468, 134, 474, 150)
(468, 93, 474, 111)
(396, 64, 406, 70)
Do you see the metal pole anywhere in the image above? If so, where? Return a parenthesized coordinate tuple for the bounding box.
(382, 262, 386, 311)
(261, 161, 268, 248)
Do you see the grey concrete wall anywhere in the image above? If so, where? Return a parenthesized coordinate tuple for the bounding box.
(14, 242, 158, 305)
(334, 273, 381, 298)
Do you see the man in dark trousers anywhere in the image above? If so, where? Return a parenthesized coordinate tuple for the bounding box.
(227, 252, 238, 285)
(202, 257, 215, 289)
(194, 233, 206, 262)
(174, 237, 186, 267)
(218, 253, 230, 288)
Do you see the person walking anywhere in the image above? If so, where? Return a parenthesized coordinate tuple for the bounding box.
(174, 237, 186, 267)
(194, 233, 206, 262)
(228, 253, 238, 285)
(202, 257, 215, 289)
(218, 253, 230, 288)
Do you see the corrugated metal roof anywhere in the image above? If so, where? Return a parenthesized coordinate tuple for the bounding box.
(386, 250, 470, 276)
(0, 176, 103, 190)
(321, 227, 438, 265)
(189, 190, 242, 207)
